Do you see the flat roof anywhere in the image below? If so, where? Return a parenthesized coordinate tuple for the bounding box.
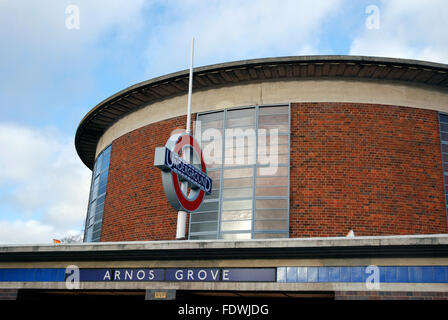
(2, 234, 448, 262)
(75, 55, 448, 169)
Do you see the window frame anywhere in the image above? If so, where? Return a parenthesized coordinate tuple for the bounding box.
(189, 104, 290, 240)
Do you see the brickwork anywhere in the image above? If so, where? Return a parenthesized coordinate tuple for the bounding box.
(100, 102, 447, 242)
(335, 291, 448, 300)
(100, 115, 194, 241)
(290, 102, 447, 237)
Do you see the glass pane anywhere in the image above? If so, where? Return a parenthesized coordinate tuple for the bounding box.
(197, 201, 219, 212)
(198, 111, 224, 122)
(257, 133, 289, 144)
(223, 177, 253, 188)
(200, 119, 224, 129)
(94, 153, 103, 175)
(442, 144, 448, 153)
(259, 106, 289, 115)
(222, 188, 253, 198)
(224, 155, 256, 166)
(258, 123, 288, 134)
(442, 132, 448, 141)
(225, 127, 256, 139)
(102, 152, 111, 168)
(221, 220, 252, 231)
(221, 233, 251, 240)
(256, 199, 288, 209)
(190, 234, 218, 240)
(258, 114, 288, 125)
(440, 123, 448, 132)
(204, 189, 220, 200)
(256, 176, 288, 186)
(253, 233, 288, 239)
(258, 154, 288, 165)
(201, 128, 224, 143)
(190, 222, 218, 233)
(221, 210, 252, 221)
(255, 220, 288, 230)
(227, 108, 254, 118)
(227, 117, 255, 127)
(258, 144, 289, 155)
(225, 145, 256, 157)
(224, 167, 254, 179)
(191, 212, 218, 223)
(256, 186, 288, 197)
(222, 199, 253, 210)
(255, 209, 288, 220)
(257, 166, 288, 176)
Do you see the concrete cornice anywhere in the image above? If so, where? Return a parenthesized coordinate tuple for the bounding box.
(75, 55, 448, 169)
(2, 234, 448, 262)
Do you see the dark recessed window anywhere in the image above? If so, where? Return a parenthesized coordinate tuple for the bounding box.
(84, 145, 111, 242)
(439, 114, 448, 224)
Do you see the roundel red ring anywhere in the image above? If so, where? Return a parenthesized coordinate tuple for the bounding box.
(171, 134, 207, 212)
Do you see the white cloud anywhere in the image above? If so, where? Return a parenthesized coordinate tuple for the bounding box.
(0, 219, 83, 244)
(143, 0, 344, 76)
(0, 123, 91, 243)
(0, 0, 148, 121)
(350, 0, 448, 63)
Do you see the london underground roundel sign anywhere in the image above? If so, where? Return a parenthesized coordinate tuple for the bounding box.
(154, 133, 212, 212)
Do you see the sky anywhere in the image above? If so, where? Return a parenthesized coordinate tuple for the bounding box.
(0, 0, 447, 244)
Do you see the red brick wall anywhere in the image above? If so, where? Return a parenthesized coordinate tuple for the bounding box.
(100, 115, 193, 241)
(100, 102, 448, 242)
(290, 102, 447, 237)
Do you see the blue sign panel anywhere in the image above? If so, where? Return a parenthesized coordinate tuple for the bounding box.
(1, 266, 448, 284)
(165, 268, 221, 282)
(277, 266, 448, 283)
(80, 268, 164, 282)
(222, 268, 276, 282)
(75, 268, 276, 282)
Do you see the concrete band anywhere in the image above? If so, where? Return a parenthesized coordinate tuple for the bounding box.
(1, 281, 448, 293)
(95, 79, 448, 158)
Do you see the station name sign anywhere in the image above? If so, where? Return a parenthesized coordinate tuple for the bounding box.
(72, 268, 276, 282)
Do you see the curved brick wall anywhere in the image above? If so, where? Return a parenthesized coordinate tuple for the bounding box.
(100, 115, 192, 241)
(100, 103, 447, 242)
(290, 102, 446, 237)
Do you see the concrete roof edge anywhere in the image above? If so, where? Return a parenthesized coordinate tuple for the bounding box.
(1, 233, 448, 253)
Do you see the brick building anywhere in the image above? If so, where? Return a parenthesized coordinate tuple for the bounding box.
(1, 56, 448, 301)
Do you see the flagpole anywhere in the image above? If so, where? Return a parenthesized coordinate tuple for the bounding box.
(186, 37, 194, 135)
(176, 38, 194, 240)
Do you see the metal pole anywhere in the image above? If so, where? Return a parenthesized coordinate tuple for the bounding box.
(186, 38, 194, 134)
(177, 38, 195, 240)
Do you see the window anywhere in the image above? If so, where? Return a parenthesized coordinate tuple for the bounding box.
(189, 105, 290, 240)
(439, 113, 448, 224)
(84, 145, 111, 242)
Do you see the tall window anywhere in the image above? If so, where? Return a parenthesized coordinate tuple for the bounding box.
(84, 145, 111, 242)
(439, 113, 448, 222)
(189, 105, 290, 240)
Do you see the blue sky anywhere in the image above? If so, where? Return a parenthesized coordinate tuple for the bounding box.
(0, 0, 447, 243)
